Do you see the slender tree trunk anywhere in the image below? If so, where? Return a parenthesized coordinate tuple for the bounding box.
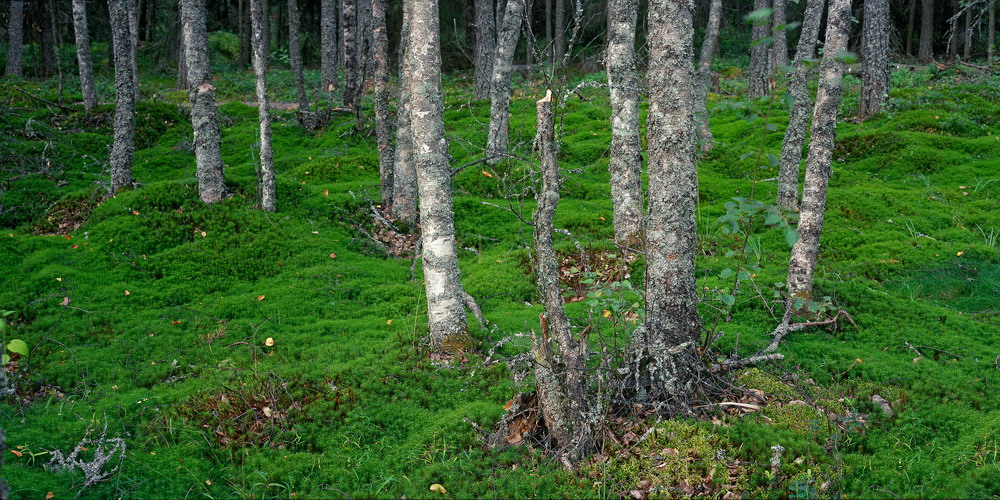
(409, 0, 471, 352)
(487, 0, 525, 162)
(606, 0, 643, 247)
(41, 0, 58, 78)
(786, 0, 851, 298)
(146, 0, 157, 41)
(990, 2, 996, 64)
(72, 0, 98, 110)
(109, 0, 137, 193)
(177, 9, 189, 90)
(129, 0, 140, 88)
(321, 0, 338, 95)
(628, 0, 703, 403)
(906, 0, 916, 56)
(4, 1, 24, 78)
(250, 0, 275, 211)
(392, 1, 418, 225)
(372, 0, 393, 208)
(473, 0, 497, 99)
(531, 89, 592, 461)
(919, 0, 934, 60)
(963, 6, 972, 59)
(342, 0, 359, 108)
(287, 0, 309, 111)
(860, 0, 890, 119)
(777, 0, 825, 210)
(772, 0, 788, 70)
(181, 0, 227, 203)
(554, 0, 565, 63)
(695, 0, 722, 152)
(525, 0, 535, 67)
(545, 0, 553, 61)
(948, 0, 959, 60)
(748, 0, 772, 98)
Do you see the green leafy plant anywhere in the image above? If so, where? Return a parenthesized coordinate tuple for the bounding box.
(1, 309, 27, 364)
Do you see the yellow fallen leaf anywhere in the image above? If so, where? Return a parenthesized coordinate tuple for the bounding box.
(482, 170, 494, 178)
(257, 295, 266, 301)
(386, 320, 393, 325)
(602, 309, 612, 318)
(329, 253, 337, 259)
(46, 492, 54, 500)
(430, 484, 447, 494)
(957, 251, 964, 256)
(201, 231, 207, 238)
(124, 290, 131, 296)
(56, 277, 62, 282)
(205, 480, 212, 486)
(263, 406, 273, 417)
(265, 337, 275, 347)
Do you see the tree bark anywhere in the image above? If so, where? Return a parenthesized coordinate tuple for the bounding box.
(629, 0, 703, 403)
(72, 0, 98, 110)
(4, 1, 24, 78)
(250, 0, 275, 212)
(963, 5, 972, 59)
(181, 0, 227, 203)
(990, 2, 996, 64)
(554, 0, 565, 63)
(786, 0, 851, 298)
(473, 0, 497, 99)
(860, 0, 890, 119)
(695, 0, 722, 152)
(321, 0, 338, 95)
(772, 0, 788, 70)
(129, 0, 140, 89)
(110, 0, 137, 193)
(409, 0, 471, 352)
(906, 0, 916, 56)
(918, 0, 933, 61)
(545, 0, 553, 61)
(287, 0, 310, 111)
(531, 89, 592, 461)
(606, 0, 643, 247)
(342, 0, 359, 108)
(487, 0, 525, 162)
(372, 0, 393, 209)
(776, 0, 825, 210)
(41, 0, 58, 78)
(747, 0, 772, 98)
(177, 9, 189, 90)
(948, 0, 959, 60)
(392, 1, 418, 226)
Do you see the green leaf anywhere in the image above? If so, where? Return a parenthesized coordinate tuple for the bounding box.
(764, 211, 781, 225)
(2, 353, 8, 364)
(766, 154, 780, 167)
(722, 295, 737, 306)
(784, 227, 799, 246)
(744, 8, 774, 24)
(737, 271, 751, 282)
(6, 339, 29, 357)
(720, 268, 734, 279)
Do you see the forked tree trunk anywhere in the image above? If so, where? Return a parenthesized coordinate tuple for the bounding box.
(342, 0, 359, 108)
(918, 0, 933, 60)
(250, 0, 275, 212)
(181, 0, 227, 203)
(747, 0, 772, 98)
(408, 0, 471, 352)
(321, 0, 338, 95)
(473, 0, 496, 98)
(606, 0, 643, 247)
(786, 0, 852, 298)
(628, 0, 703, 403)
(554, 0, 565, 63)
(5, 1, 24, 78)
(776, 0, 825, 210)
(287, 0, 309, 111)
(531, 89, 593, 461)
(772, 0, 789, 70)
(109, 0, 136, 193)
(695, 0, 722, 152)
(860, 0, 890, 119)
(392, 2, 418, 226)
(372, 0, 394, 208)
(72, 0, 98, 109)
(989, 2, 996, 64)
(906, 0, 916, 55)
(487, 0, 525, 162)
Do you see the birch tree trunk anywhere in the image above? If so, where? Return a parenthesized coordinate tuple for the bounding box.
(473, 0, 497, 99)
(181, 0, 227, 203)
(487, 0, 525, 162)
(72, 0, 98, 110)
(860, 0, 890, 119)
(342, 0, 359, 108)
(747, 0, 772, 99)
(372, 0, 393, 209)
(918, 0, 934, 61)
(321, 0, 338, 95)
(772, 0, 789, 70)
(776, 0, 825, 210)
(606, 0, 643, 247)
(392, 2, 418, 226)
(554, 0, 565, 63)
(109, 0, 136, 193)
(250, 0, 275, 211)
(408, 0, 471, 352)
(287, 0, 309, 111)
(629, 0, 703, 403)
(4, 1, 24, 78)
(786, 0, 852, 298)
(695, 0, 722, 152)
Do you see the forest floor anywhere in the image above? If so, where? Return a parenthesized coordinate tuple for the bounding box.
(1, 62, 998, 499)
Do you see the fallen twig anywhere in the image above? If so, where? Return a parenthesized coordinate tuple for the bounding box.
(13, 86, 74, 112)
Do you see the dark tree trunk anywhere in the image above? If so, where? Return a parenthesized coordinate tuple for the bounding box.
(473, 0, 497, 99)
(786, 0, 852, 298)
(860, 0, 890, 119)
(109, 0, 137, 193)
(963, 6, 972, 59)
(990, 2, 996, 64)
(545, 0, 552, 61)
(392, 1, 418, 225)
(41, 0, 58, 78)
(372, 0, 393, 208)
(251, 0, 275, 211)
(695, 0, 722, 152)
(747, 0, 772, 98)
(776, 0, 825, 210)
(772, 0, 788, 70)
(948, 0, 959, 60)
(487, 0, 525, 162)
(73, 0, 98, 110)
(321, 0, 338, 95)
(4, 1, 24, 78)
(554, 0, 565, 63)
(177, 7, 189, 90)
(288, 0, 310, 111)
(906, 0, 916, 56)
(181, 0, 227, 203)
(129, 0, 139, 88)
(239, 0, 251, 66)
(606, 0, 643, 247)
(918, 0, 933, 61)
(342, 0, 359, 108)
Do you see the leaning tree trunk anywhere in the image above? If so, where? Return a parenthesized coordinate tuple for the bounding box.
(250, 0, 275, 211)
(409, 0, 471, 352)
(606, 0, 643, 247)
(392, 1, 418, 226)
(109, 0, 137, 193)
(554, 0, 565, 63)
(628, 0, 703, 404)
(473, 0, 496, 98)
(860, 0, 890, 119)
(342, 0, 359, 108)
(776, 0, 825, 210)
(287, 0, 310, 111)
(372, 0, 393, 209)
(532, 89, 593, 461)
(990, 2, 996, 64)
(181, 0, 227, 203)
(4, 1, 24, 78)
(72, 0, 98, 110)
(772, 0, 789, 70)
(786, 0, 852, 298)
(747, 0, 772, 99)
(487, 0, 525, 163)
(321, 0, 338, 95)
(918, 0, 933, 60)
(695, 0, 722, 152)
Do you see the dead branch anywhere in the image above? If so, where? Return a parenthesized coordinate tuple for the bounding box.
(13, 86, 74, 112)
